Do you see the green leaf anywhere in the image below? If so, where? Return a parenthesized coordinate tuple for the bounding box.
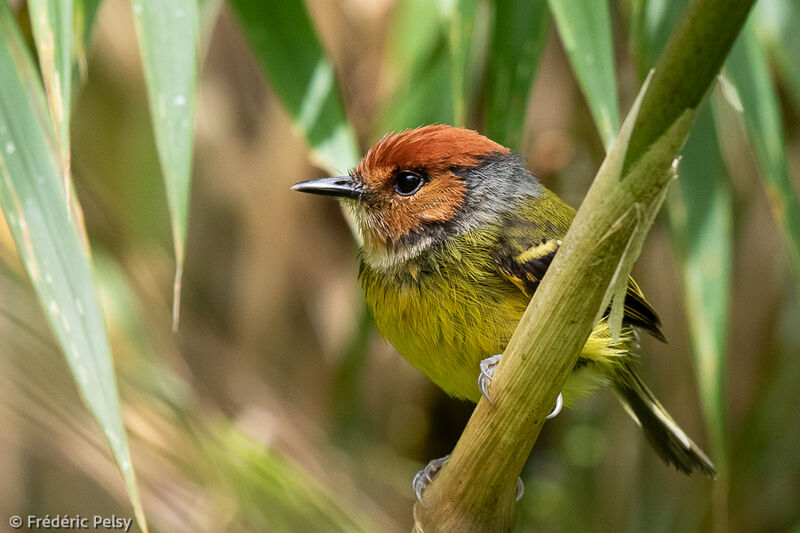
(756, 0, 800, 114)
(725, 19, 800, 295)
(74, 0, 103, 78)
(28, 0, 73, 177)
(379, 47, 453, 133)
(379, 0, 453, 132)
(131, 0, 199, 329)
(438, 0, 478, 127)
(630, 0, 688, 77)
(387, 0, 444, 78)
(668, 103, 732, 470)
(0, 6, 146, 532)
(634, 0, 732, 477)
(199, 0, 224, 44)
(485, 0, 549, 149)
(228, 0, 360, 174)
(548, 0, 619, 150)
(207, 423, 372, 532)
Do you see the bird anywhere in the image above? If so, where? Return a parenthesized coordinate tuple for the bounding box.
(291, 124, 716, 492)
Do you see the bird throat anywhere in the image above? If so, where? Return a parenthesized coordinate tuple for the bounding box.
(359, 225, 438, 271)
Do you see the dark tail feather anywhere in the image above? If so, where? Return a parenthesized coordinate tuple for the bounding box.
(611, 363, 716, 477)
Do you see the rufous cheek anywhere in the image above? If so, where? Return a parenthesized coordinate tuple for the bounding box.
(380, 172, 467, 241)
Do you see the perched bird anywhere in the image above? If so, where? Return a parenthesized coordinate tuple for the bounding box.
(292, 125, 715, 485)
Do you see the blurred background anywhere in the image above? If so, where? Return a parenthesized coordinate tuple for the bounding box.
(1, 0, 799, 531)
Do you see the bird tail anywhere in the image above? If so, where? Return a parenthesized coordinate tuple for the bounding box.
(610, 362, 716, 477)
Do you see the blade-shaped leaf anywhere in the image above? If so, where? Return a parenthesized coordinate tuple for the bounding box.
(438, 0, 478, 127)
(131, 0, 199, 330)
(228, 0, 360, 174)
(0, 6, 146, 531)
(630, 0, 688, 77)
(725, 19, 800, 295)
(74, 0, 103, 80)
(28, 0, 73, 178)
(387, 0, 444, 79)
(756, 0, 800, 115)
(379, 0, 453, 132)
(548, 0, 619, 150)
(199, 0, 224, 47)
(485, 0, 549, 150)
(635, 0, 731, 481)
(668, 103, 732, 470)
(379, 47, 453, 133)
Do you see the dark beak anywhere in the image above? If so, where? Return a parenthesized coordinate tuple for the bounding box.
(291, 176, 361, 200)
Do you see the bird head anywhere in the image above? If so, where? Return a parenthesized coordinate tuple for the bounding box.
(292, 125, 541, 268)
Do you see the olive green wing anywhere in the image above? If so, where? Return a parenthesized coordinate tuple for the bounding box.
(492, 193, 665, 341)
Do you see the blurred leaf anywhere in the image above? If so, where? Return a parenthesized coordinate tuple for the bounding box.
(199, 0, 224, 46)
(93, 250, 191, 405)
(387, 0, 443, 77)
(668, 103, 731, 470)
(131, 0, 199, 330)
(548, 0, 619, 150)
(229, 0, 360, 174)
(330, 306, 374, 442)
(74, 0, 103, 80)
(0, 6, 146, 531)
(28, 0, 73, 178)
(725, 19, 800, 295)
(379, 47, 453, 133)
(438, 0, 478, 126)
(634, 0, 732, 488)
(756, 0, 800, 114)
(206, 423, 372, 532)
(379, 0, 453, 132)
(630, 0, 688, 77)
(485, 0, 549, 149)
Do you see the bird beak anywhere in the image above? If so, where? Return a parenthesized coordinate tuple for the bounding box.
(291, 176, 362, 200)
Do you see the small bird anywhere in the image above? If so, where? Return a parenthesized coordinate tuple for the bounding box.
(292, 125, 715, 485)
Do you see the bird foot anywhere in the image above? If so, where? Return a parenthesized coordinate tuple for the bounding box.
(413, 454, 525, 503)
(413, 455, 449, 502)
(548, 391, 564, 419)
(478, 354, 503, 403)
(478, 353, 564, 419)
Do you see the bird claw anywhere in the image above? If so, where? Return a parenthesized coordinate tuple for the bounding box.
(478, 354, 503, 403)
(413, 455, 449, 502)
(413, 454, 525, 504)
(547, 392, 563, 419)
(479, 354, 563, 420)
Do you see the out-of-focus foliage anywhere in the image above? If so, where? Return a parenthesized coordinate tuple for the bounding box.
(1, 0, 799, 532)
(28, 0, 73, 175)
(0, 3, 145, 530)
(130, 0, 199, 330)
(726, 20, 800, 296)
(228, 0, 359, 174)
(548, 0, 618, 150)
(485, 0, 549, 150)
(634, 0, 733, 499)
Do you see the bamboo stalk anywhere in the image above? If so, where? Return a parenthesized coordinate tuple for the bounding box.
(413, 0, 755, 530)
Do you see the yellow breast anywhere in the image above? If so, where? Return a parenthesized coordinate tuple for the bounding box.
(360, 234, 529, 401)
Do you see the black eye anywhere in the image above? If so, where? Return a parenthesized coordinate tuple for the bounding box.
(393, 171, 424, 196)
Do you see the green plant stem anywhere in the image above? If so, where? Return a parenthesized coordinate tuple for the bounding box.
(412, 0, 755, 530)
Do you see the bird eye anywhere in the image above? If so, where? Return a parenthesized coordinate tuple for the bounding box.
(393, 171, 424, 196)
